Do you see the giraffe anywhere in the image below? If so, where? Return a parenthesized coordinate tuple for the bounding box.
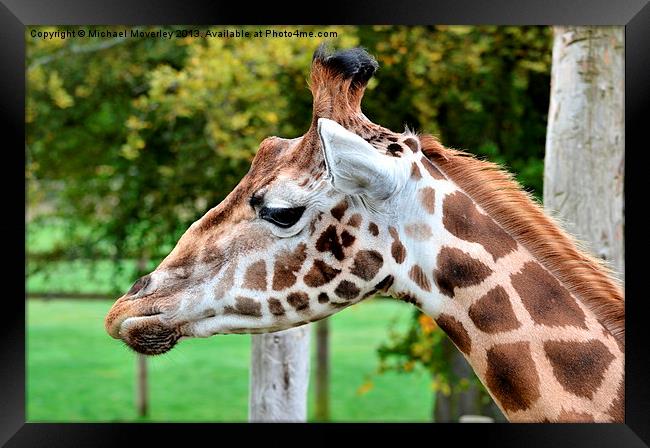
(104, 45, 624, 423)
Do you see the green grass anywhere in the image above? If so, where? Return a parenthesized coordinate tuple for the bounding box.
(27, 298, 432, 422)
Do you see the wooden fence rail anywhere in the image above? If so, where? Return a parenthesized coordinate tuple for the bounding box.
(27, 291, 115, 300)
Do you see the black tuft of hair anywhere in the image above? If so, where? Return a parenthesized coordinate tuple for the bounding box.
(313, 44, 379, 86)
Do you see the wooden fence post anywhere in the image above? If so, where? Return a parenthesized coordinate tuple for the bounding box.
(249, 325, 311, 422)
(135, 255, 150, 418)
(315, 318, 330, 421)
(136, 353, 148, 418)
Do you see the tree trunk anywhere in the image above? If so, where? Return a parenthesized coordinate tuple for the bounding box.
(249, 326, 311, 422)
(544, 26, 625, 283)
(433, 339, 462, 422)
(314, 319, 330, 421)
(135, 255, 149, 418)
(433, 340, 474, 422)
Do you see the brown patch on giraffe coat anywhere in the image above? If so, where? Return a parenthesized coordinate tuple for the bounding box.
(398, 293, 421, 308)
(556, 409, 596, 422)
(243, 260, 267, 291)
(403, 137, 419, 153)
(485, 341, 541, 413)
(368, 222, 379, 237)
(408, 265, 431, 292)
(606, 378, 624, 422)
(410, 162, 422, 180)
(347, 213, 362, 228)
(468, 286, 521, 334)
(334, 280, 360, 300)
(315, 225, 345, 261)
(361, 274, 395, 299)
(374, 275, 394, 292)
(287, 292, 310, 311)
(340, 230, 356, 247)
(544, 339, 615, 399)
(350, 250, 383, 281)
(388, 226, 406, 264)
(418, 187, 436, 214)
(433, 246, 493, 298)
(268, 298, 285, 316)
(435, 314, 472, 355)
(224, 296, 262, 318)
(404, 223, 433, 241)
(420, 156, 444, 179)
(272, 243, 308, 291)
(317, 292, 330, 304)
(303, 259, 341, 287)
(386, 143, 403, 157)
(442, 191, 518, 262)
(511, 262, 587, 329)
(330, 200, 348, 221)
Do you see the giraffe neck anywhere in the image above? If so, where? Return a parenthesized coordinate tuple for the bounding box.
(390, 155, 624, 423)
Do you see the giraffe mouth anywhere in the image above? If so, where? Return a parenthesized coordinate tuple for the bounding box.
(105, 298, 182, 355)
(105, 303, 163, 339)
(117, 314, 182, 356)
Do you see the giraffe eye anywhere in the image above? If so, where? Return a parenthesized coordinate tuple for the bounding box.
(259, 206, 306, 228)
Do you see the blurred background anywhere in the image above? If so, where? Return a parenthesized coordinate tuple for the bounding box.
(26, 25, 553, 422)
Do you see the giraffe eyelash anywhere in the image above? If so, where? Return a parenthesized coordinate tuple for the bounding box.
(249, 193, 264, 208)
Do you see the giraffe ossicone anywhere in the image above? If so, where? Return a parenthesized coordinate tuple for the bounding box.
(104, 45, 624, 423)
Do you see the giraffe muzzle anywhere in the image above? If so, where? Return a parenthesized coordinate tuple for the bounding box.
(104, 295, 164, 338)
(105, 302, 180, 356)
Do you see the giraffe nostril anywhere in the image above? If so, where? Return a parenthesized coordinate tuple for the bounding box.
(127, 274, 151, 297)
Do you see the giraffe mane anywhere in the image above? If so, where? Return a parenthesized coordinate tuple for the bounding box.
(419, 134, 625, 347)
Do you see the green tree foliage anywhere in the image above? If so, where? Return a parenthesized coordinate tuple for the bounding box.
(27, 26, 356, 274)
(376, 312, 459, 395)
(358, 25, 551, 193)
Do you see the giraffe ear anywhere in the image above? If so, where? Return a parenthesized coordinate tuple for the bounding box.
(317, 118, 406, 200)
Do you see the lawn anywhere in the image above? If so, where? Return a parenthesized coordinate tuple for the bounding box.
(27, 298, 433, 422)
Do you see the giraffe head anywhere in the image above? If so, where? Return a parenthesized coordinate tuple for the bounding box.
(104, 46, 426, 355)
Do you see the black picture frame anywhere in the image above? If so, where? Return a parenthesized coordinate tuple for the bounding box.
(6, 0, 650, 445)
